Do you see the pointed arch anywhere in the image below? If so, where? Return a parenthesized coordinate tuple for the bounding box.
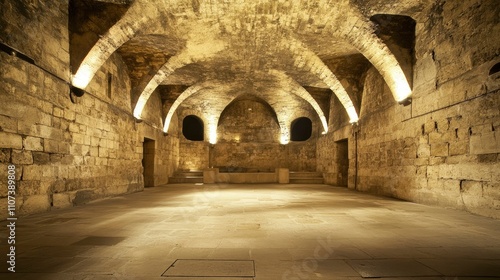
(71, 0, 165, 89)
(270, 70, 329, 133)
(283, 37, 359, 123)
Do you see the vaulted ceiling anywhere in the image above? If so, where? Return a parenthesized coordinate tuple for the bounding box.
(69, 0, 426, 137)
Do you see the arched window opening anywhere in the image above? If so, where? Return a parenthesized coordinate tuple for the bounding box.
(489, 62, 500, 76)
(182, 115, 204, 141)
(291, 117, 312, 141)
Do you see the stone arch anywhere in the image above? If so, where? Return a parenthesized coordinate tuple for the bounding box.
(163, 83, 207, 133)
(217, 95, 281, 144)
(332, 8, 413, 102)
(132, 26, 227, 119)
(71, 0, 167, 89)
(269, 70, 329, 133)
(283, 37, 360, 123)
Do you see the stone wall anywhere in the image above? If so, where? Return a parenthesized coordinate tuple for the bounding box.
(0, 0, 179, 218)
(318, 0, 500, 219)
(177, 98, 319, 172)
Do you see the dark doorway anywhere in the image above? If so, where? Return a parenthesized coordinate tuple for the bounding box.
(336, 139, 349, 187)
(183, 115, 204, 141)
(143, 138, 155, 188)
(291, 117, 312, 141)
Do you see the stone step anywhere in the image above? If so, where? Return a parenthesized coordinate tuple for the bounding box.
(169, 170, 204, 184)
(289, 178, 324, 184)
(168, 176, 203, 184)
(289, 172, 324, 184)
(289, 172, 323, 178)
(173, 171, 204, 177)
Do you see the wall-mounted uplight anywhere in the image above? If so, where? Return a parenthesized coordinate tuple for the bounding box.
(398, 97, 412, 106)
(70, 85, 85, 97)
(69, 85, 86, 104)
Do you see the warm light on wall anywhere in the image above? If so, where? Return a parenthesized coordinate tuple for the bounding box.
(208, 124, 217, 144)
(320, 116, 328, 134)
(280, 134, 290, 145)
(390, 66, 413, 102)
(347, 107, 359, 123)
(71, 64, 93, 89)
(133, 96, 148, 119)
(163, 114, 173, 133)
(280, 127, 290, 145)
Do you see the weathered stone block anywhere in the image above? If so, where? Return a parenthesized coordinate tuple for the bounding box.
(68, 123, 79, 133)
(0, 132, 23, 149)
(73, 189, 96, 205)
(470, 131, 500, 155)
(431, 142, 449, 157)
(460, 180, 483, 208)
(11, 150, 33, 165)
(19, 194, 51, 215)
(18, 180, 42, 196)
(0, 149, 11, 163)
(63, 110, 75, 121)
(449, 140, 468, 156)
(90, 147, 99, 157)
(417, 144, 431, 158)
(52, 193, 71, 209)
(33, 124, 62, 140)
(98, 147, 109, 157)
(49, 153, 63, 164)
(428, 131, 443, 143)
(0, 115, 18, 133)
(59, 141, 70, 154)
(53, 107, 64, 118)
(24, 136, 43, 151)
(44, 139, 59, 153)
(23, 165, 44, 180)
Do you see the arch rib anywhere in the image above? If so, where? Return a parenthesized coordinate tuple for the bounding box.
(72, 1, 163, 89)
(285, 37, 359, 123)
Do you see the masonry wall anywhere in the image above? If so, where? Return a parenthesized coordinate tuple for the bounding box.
(318, 0, 500, 219)
(177, 98, 319, 172)
(0, 0, 179, 218)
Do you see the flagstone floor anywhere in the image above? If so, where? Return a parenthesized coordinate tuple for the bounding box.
(1, 183, 500, 279)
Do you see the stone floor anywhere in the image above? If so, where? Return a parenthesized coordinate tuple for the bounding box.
(1, 183, 500, 280)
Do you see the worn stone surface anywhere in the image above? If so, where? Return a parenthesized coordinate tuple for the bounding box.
(1, 184, 500, 278)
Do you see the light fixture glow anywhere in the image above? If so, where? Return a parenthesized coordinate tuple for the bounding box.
(280, 131, 290, 145)
(209, 124, 217, 144)
(390, 67, 413, 102)
(133, 96, 147, 119)
(347, 107, 359, 123)
(163, 114, 173, 133)
(320, 116, 328, 134)
(72, 64, 93, 89)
